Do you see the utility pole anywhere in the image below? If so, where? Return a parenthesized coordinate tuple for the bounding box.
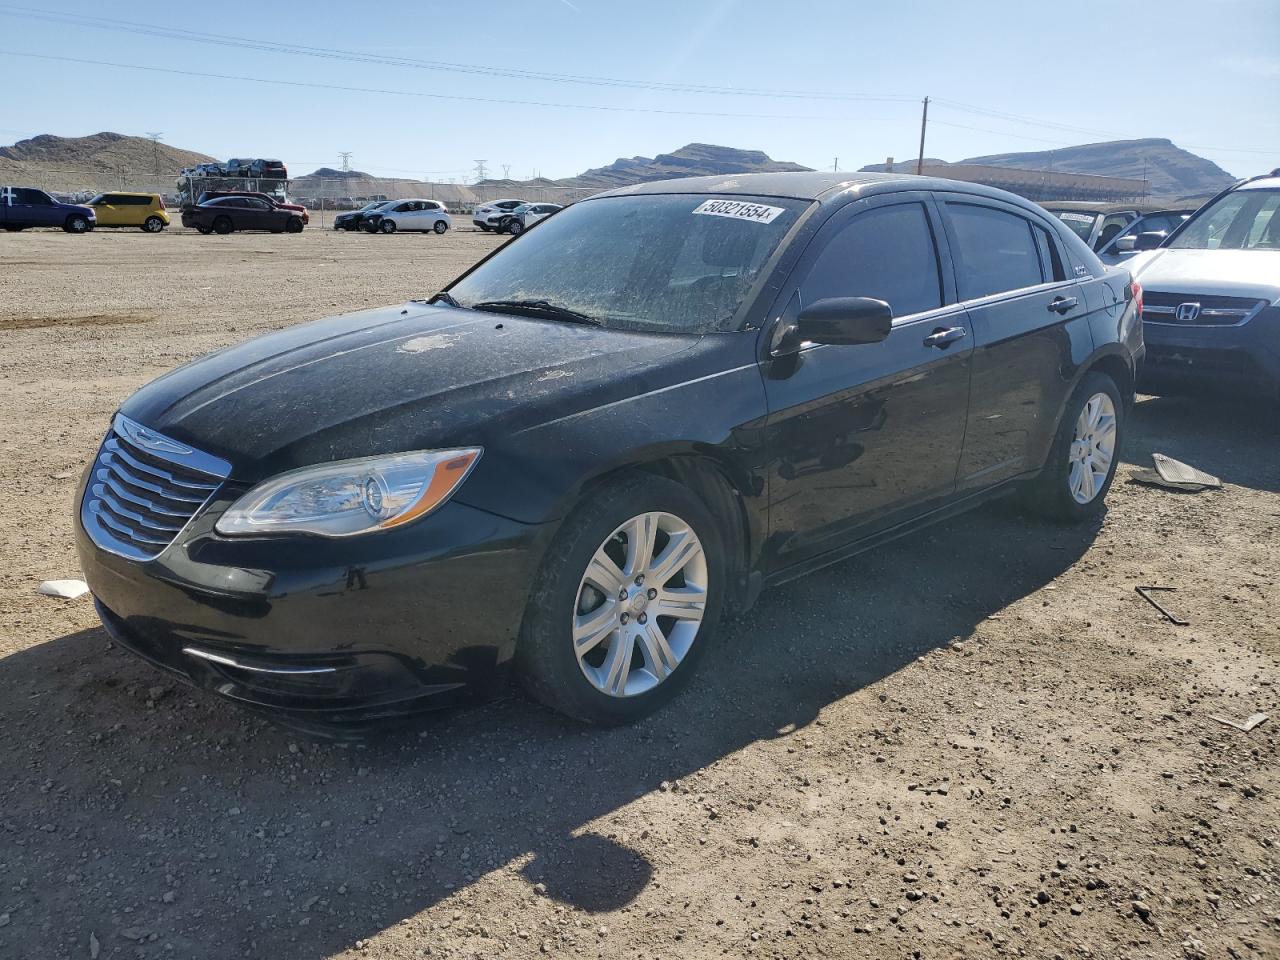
(473, 160, 488, 182)
(145, 132, 163, 182)
(832, 157, 839, 172)
(338, 151, 352, 173)
(915, 96, 929, 176)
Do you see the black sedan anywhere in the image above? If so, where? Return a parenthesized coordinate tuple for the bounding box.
(333, 200, 392, 231)
(181, 195, 305, 234)
(78, 172, 1142, 727)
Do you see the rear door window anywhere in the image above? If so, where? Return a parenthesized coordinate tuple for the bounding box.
(946, 203, 1045, 299)
(800, 202, 944, 318)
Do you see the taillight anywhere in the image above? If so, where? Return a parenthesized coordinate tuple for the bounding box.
(159, 197, 166, 210)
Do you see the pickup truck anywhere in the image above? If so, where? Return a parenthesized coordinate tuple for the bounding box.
(1, 186, 96, 232)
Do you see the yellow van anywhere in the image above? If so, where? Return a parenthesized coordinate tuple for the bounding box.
(87, 192, 170, 232)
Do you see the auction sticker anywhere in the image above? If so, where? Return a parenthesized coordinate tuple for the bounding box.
(1058, 212, 1094, 223)
(693, 199, 786, 224)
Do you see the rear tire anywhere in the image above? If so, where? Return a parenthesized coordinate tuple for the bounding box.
(142, 216, 165, 233)
(517, 473, 725, 725)
(1024, 371, 1124, 522)
(64, 215, 91, 234)
(433, 220, 448, 234)
(380, 219, 396, 234)
(212, 216, 233, 235)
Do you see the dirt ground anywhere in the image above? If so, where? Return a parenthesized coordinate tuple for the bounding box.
(0, 223, 1276, 960)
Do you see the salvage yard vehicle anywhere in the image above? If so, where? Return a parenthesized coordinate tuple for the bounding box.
(87, 192, 170, 232)
(1096, 209, 1194, 264)
(362, 198, 451, 234)
(1, 185, 95, 232)
(1127, 168, 1280, 398)
(76, 171, 1142, 728)
(181, 195, 306, 234)
(333, 199, 391, 231)
(472, 197, 526, 231)
(1041, 201, 1160, 253)
(503, 202, 562, 235)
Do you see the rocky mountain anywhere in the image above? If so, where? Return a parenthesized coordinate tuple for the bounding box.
(860, 138, 1235, 200)
(0, 133, 215, 190)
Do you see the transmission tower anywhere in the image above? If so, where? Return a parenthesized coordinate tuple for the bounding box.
(338, 151, 353, 172)
(501, 164, 511, 180)
(146, 132, 163, 178)
(473, 160, 488, 182)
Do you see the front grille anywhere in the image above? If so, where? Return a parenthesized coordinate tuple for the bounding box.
(82, 415, 231, 561)
(1143, 291, 1267, 327)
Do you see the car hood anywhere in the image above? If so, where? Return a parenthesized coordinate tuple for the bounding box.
(1128, 248, 1280, 303)
(119, 302, 702, 482)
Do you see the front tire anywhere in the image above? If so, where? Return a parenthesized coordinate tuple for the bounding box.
(142, 216, 165, 233)
(196, 225, 212, 235)
(507, 219, 525, 236)
(64, 215, 91, 233)
(517, 474, 725, 725)
(380, 219, 397, 234)
(1025, 371, 1124, 522)
(433, 220, 448, 234)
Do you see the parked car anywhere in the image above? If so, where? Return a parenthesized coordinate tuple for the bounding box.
(181, 195, 305, 234)
(502, 202, 562, 235)
(76, 171, 1140, 727)
(473, 198, 526, 231)
(196, 190, 308, 219)
(248, 159, 287, 180)
(0, 185, 95, 232)
(1096, 209, 1194, 264)
(362, 199, 451, 234)
(1125, 169, 1280, 397)
(87, 192, 170, 232)
(333, 200, 392, 231)
(1040, 201, 1166, 253)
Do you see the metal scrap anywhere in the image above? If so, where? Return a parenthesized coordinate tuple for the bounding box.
(1135, 585, 1189, 625)
(1209, 712, 1268, 733)
(1131, 453, 1222, 492)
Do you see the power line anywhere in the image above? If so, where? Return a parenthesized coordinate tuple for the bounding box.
(0, 4, 917, 105)
(0, 50, 844, 122)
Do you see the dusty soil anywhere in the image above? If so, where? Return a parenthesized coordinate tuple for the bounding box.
(0, 225, 1277, 960)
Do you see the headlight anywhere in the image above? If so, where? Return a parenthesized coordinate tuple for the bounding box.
(215, 448, 481, 538)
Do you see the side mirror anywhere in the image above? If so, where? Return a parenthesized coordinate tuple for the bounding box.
(1134, 231, 1166, 251)
(1115, 234, 1136, 252)
(796, 297, 893, 346)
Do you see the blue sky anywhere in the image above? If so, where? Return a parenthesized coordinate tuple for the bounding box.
(0, 0, 1276, 180)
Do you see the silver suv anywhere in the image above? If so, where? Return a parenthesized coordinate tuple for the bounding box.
(1126, 169, 1280, 398)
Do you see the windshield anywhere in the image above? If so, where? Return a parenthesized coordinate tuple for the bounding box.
(448, 193, 807, 333)
(1170, 188, 1280, 250)
(88, 194, 106, 205)
(1049, 210, 1100, 241)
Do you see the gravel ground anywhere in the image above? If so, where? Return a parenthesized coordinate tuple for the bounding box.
(0, 224, 1277, 960)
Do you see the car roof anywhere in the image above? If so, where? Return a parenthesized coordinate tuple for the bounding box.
(1238, 175, 1280, 191)
(103, 191, 156, 197)
(591, 171, 1077, 220)
(1039, 200, 1156, 213)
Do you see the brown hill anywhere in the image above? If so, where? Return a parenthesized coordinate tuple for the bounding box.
(0, 132, 215, 192)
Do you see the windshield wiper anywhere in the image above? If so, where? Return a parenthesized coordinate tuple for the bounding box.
(470, 299, 604, 326)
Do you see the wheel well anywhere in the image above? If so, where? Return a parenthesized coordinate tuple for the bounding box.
(585, 456, 758, 615)
(1086, 353, 1134, 406)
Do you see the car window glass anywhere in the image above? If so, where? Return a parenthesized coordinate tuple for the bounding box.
(1051, 210, 1098, 242)
(448, 192, 808, 334)
(947, 203, 1045, 299)
(800, 202, 943, 317)
(1170, 190, 1280, 250)
(1244, 192, 1280, 247)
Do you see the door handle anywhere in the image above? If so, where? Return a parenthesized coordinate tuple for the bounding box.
(923, 326, 967, 349)
(1048, 296, 1079, 314)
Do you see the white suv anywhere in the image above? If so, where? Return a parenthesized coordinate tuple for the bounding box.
(472, 198, 526, 232)
(364, 199, 451, 235)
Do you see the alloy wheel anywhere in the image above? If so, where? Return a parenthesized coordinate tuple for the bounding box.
(1068, 392, 1117, 504)
(573, 511, 708, 698)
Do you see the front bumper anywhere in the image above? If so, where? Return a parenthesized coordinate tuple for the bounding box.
(77, 492, 549, 723)
(1141, 306, 1280, 395)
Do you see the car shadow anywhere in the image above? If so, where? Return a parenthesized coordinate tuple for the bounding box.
(0, 503, 1094, 959)
(1123, 393, 1280, 494)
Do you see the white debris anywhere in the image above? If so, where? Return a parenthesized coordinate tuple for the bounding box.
(38, 579, 89, 599)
